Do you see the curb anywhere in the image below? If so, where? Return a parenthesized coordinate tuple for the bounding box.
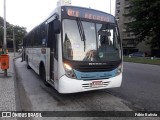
(13, 55, 22, 112)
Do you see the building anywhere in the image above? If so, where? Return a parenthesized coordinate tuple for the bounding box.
(115, 0, 151, 55)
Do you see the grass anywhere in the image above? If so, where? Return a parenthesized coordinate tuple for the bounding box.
(123, 56, 160, 65)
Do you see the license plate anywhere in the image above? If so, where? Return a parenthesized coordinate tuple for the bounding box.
(91, 81, 103, 88)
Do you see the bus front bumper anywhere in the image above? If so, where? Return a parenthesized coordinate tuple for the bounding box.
(58, 73, 122, 93)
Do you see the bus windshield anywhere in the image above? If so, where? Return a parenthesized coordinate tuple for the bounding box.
(63, 19, 121, 62)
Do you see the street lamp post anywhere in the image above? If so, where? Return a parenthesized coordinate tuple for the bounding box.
(13, 27, 16, 57)
(3, 0, 7, 54)
(110, 0, 111, 14)
(3, 0, 7, 76)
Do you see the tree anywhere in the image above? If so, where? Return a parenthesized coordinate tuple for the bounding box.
(0, 16, 27, 50)
(125, 0, 160, 49)
(12, 25, 27, 49)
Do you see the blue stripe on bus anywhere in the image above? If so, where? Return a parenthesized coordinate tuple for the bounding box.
(74, 68, 117, 80)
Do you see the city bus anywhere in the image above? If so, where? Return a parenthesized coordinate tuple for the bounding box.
(23, 5, 123, 93)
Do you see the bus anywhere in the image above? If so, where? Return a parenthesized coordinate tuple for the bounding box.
(23, 5, 123, 93)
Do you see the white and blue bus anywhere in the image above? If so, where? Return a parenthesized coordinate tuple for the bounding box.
(23, 5, 123, 93)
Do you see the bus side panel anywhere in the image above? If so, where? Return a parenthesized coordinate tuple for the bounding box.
(25, 47, 50, 81)
(36, 48, 50, 80)
(45, 48, 50, 81)
(31, 48, 41, 74)
(52, 57, 58, 90)
(26, 48, 33, 67)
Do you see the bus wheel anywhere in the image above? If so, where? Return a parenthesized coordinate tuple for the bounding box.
(40, 65, 50, 87)
(26, 56, 31, 69)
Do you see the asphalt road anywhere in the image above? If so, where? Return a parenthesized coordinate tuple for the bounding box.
(107, 62, 160, 111)
(14, 58, 160, 119)
(14, 58, 132, 110)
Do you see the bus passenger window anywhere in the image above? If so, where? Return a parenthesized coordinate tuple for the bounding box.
(40, 23, 47, 46)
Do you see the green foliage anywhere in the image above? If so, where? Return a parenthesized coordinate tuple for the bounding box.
(125, 0, 160, 49)
(123, 56, 160, 65)
(0, 16, 27, 49)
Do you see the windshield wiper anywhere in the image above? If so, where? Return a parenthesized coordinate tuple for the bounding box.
(76, 18, 86, 52)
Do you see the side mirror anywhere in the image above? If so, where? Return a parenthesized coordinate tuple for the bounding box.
(53, 19, 60, 34)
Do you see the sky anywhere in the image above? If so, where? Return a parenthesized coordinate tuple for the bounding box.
(0, 0, 116, 32)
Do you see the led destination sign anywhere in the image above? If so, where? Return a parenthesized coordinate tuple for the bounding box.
(62, 6, 115, 23)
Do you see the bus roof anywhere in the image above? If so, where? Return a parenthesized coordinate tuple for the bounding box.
(27, 5, 115, 34)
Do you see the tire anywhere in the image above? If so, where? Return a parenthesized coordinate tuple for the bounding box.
(26, 56, 31, 69)
(40, 65, 50, 87)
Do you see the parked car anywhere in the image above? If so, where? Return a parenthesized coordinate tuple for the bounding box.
(129, 52, 147, 57)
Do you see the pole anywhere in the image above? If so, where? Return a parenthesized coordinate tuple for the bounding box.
(13, 27, 16, 57)
(110, 0, 111, 14)
(3, 0, 7, 76)
(3, 0, 6, 54)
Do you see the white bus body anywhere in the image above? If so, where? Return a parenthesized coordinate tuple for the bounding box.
(24, 6, 123, 93)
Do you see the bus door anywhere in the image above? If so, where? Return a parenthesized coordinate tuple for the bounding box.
(48, 20, 58, 82)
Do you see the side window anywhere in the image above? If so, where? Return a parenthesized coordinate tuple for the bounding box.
(48, 22, 54, 47)
(31, 31, 35, 46)
(27, 33, 32, 47)
(37, 28, 41, 45)
(34, 29, 38, 46)
(32, 30, 35, 46)
(40, 23, 47, 46)
(48, 20, 58, 59)
(26, 31, 33, 47)
(33, 28, 41, 47)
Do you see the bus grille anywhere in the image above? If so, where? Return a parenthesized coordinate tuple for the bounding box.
(77, 65, 114, 72)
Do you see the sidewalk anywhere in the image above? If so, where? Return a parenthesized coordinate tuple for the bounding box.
(0, 52, 20, 112)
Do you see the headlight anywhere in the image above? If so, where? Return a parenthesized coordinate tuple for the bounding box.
(116, 63, 122, 76)
(64, 63, 76, 79)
